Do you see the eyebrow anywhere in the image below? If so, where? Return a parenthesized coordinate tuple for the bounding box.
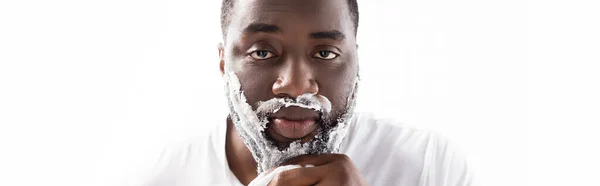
(242, 23, 281, 34)
(242, 23, 345, 41)
(310, 30, 346, 41)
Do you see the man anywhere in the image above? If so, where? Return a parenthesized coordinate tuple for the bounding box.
(134, 0, 472, 185)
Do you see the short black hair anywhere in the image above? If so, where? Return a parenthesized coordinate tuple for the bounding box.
(220, 0, 359, 39)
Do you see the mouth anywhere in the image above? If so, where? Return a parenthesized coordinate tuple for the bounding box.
(266, 106, 321, 144)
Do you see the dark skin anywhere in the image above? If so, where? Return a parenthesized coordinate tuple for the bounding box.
(218, 0, 366, 185)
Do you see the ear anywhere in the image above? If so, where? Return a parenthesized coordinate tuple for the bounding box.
(218, 43, 225, 75)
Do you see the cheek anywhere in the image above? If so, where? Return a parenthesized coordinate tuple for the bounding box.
(234, 66, 278, 110)
(315, 63, 358, 115)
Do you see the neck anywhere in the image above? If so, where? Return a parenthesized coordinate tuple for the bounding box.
(225, 117, 258, 185)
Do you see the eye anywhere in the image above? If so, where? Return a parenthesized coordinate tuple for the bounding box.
(313, 50, 339, 60)
(249, 50, 276, 60)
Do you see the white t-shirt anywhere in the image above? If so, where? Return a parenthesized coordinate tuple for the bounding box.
(116, 112, 473, 186)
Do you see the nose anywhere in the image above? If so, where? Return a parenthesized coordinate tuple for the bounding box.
(272, 60, 319, 98)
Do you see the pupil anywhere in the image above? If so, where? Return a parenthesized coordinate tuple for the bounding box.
(320, 51, 329, 57)
(257, 51, 267, 58)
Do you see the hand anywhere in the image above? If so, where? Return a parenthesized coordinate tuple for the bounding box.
(267, 154, 368, 186)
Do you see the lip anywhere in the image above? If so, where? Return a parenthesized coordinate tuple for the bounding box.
(267, 106, 321, 142)
(271, 118, 318, 139)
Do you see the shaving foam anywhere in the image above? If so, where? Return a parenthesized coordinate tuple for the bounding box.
(223, 71, 359, 173)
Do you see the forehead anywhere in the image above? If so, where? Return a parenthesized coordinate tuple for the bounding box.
(227, 0, 353, 39)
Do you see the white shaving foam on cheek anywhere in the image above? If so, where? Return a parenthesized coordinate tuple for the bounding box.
(225, 73, 269, 133)
(326, 76, 360, 153)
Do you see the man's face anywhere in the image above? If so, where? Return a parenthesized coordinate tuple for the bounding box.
(220, 0, 359, 172)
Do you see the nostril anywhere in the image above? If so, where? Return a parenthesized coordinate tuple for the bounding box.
(274, 93, 292, 99)
(272, 76, 318, 98)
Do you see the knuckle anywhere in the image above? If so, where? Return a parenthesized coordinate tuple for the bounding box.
(338, 154, 351, 161)
(272, 170, 292, 184)
(270, 176, 282, 185)
(339, 171, 351, 181)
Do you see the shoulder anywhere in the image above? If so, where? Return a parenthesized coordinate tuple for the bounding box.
(145, 123, 226, 185)
(100, 123, 223, 186)
(343, 112, 474, 186)
(342, 112, 438, 169)
(342, 112, 436, 157)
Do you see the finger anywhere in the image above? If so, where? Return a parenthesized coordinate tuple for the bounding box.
(269, 166, 327, 186)
(252, 165, 302, 186)
(314, 180, 340, 186)
(282, 154, 348, 166)
(264, 167, 278, 175)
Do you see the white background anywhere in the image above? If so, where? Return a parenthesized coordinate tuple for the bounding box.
(0, 0, 598, 186)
